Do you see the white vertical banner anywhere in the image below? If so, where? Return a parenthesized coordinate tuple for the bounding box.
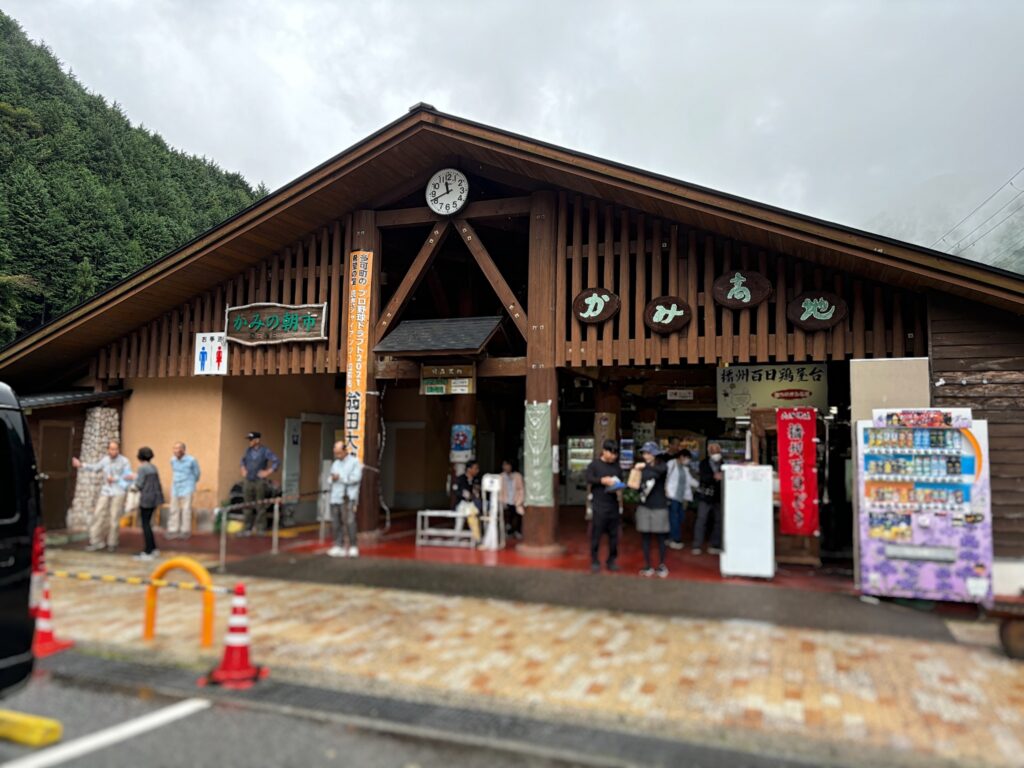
(193, 332, 227, 376)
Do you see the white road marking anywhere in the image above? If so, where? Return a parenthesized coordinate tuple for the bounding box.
(0, 698, 211, 768)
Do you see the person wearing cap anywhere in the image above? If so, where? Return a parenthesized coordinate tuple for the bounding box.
(693, 442, 725, 555)
(585, 439, 623, 573)
(239, 431, 280, 535)
(634, 441, 671, 578)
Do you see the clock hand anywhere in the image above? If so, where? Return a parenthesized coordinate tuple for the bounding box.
(433, 189, 451, 200)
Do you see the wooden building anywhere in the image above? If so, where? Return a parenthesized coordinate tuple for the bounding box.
(1, 105, 1022, 589)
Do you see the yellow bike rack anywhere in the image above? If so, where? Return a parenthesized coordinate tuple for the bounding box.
(143, 556, 215, 648)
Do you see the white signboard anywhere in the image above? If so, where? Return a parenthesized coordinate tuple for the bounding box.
(721, 464, 775, 579)
(667, 389, 694, 401)
(716, 364, 827, 418)
(193, 332, 227, 376)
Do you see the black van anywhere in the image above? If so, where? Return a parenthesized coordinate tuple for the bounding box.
(0, 383, 41, 696)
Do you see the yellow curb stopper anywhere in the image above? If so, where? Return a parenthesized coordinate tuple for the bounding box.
(0, 710, 63, 747)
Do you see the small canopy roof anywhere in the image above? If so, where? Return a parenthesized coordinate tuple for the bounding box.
(373, 316, 502, 357)
(17, 389, 131, 410)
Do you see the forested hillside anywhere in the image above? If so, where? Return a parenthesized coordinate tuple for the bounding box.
(0, 11, 265, 345)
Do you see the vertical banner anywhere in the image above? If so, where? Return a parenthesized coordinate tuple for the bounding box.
(450, 424, 475, 464)
(345, 250, 373, 462)
(524, 402, 553, 506)
(776, 407, 819, 535)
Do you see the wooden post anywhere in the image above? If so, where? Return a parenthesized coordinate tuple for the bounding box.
(521, 191, 562, 557)
(350, 210, 382, 541)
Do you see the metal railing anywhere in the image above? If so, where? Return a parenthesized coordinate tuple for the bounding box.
(214, 490, 327, 573)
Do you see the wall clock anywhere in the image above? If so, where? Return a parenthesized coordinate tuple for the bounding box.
(426, 168, 469, 215)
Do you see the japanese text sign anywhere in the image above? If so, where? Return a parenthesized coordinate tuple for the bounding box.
(345, 250, 374, 462)
(717, 364, 827, 418)
(572, 288, 620, 324)
(776, 407, 819, 536)
(224, 302, 327, 345)
(420, 364, 476, 396)
(193, 332, 227, 376)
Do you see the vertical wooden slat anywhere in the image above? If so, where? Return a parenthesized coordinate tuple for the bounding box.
(737, 247, 751, 363)
(147, 320, 159, 378)
(775, 257, 788, 361)
(913, 295, 926, 356)
(852, 280, 866, 358)
(137, 324, 149, 379)
(328, 223, 342, 373)
(269, 254, 281, 373)
(244, 267, 256, 375)
(872, 286, 886, 358)
(720, 242, 733, 362)
(317, 227, 330, 373)
(650, 219, 663, 363)
(617, 211, 630, 363)
(232, 276, 244, 375)
(129, 331, 140, 378)
(892, 292, 905, 358)
(169, 309, 179, 377)
(831, 274, 846, 359)
(285, 246, 299, 374)
(255, 261, 268, 374)
(668, 225, 680, 364)
(756, 252, 769, 361)
(340, 216, 352, 372)
(602, 205, 614, 364)
(812, 268, 826, 361)
(634, 214, 646, 364)
(554, 194, 568, 365)
(792, 262, 806, 361)
(570, 196, 583, 368)
(686, 231, 698, 363)
(304, 235, 317, 373)
(179, 303, 191, 377)
(586, 200, 598, 365)
(702, 235, 715, 362)
(158, 315, 170, 377)
(97, 347, 108, 381)
(119, 336, 128, 381)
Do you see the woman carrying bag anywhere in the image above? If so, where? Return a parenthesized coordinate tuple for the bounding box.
(634, 441, 670, 578)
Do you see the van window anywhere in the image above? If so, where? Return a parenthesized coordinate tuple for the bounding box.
(0, 411, 28, 527)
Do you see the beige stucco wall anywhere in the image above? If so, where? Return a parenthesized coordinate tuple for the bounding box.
(121, 377, 224, 509)
(849, 357, 931, 424)
(218, 374, 343, 502)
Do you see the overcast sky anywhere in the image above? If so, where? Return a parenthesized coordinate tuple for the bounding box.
(7, 0, 1024, 269)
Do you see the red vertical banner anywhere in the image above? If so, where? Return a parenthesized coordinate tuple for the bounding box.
(776, 407, 819, 535)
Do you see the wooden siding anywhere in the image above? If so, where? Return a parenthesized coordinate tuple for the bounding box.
(929, 295, 1024, 558)
(555, 196, 928, 366)
(96, 223, 347, 380)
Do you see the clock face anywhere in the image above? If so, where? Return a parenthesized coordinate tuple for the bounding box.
(426, 168, 469, 215)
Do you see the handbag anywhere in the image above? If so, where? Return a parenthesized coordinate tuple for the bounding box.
(627, 465, 643, 491)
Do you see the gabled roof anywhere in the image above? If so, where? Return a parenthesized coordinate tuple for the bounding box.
(374, 317, 503, 357)
(3, 104, 1024, 384)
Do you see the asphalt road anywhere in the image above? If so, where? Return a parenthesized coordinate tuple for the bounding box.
(0, 658, 821, 768)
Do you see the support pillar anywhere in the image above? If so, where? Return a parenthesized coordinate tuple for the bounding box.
(593, 381, 622, 456)
(519, 191, 563, 557)
(350, 210, 382, 543)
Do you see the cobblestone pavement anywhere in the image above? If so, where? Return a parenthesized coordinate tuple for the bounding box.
(40, 548, 1024, 767)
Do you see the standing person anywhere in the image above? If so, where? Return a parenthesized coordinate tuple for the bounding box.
(585, 440, 623, 574)
(73, 440, 133, 553)
(635, 442, 671, 578)
(666, 448, 699, 550)
(500, 459, 525, 540)
(168, 442, 200, 540)
(132, 447, 165, 561)
(326, 441, 363, 558)
(454, 460, 483, 544)
(239, 431, 280, 536)
(693, 442, 725, 555)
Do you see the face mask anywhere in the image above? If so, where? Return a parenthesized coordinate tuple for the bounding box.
(711, 453, 723, 462)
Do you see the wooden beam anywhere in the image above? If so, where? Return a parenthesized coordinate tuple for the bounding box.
(376, 356, 527, 379)
(376, 196, 533, 228)
(454, 218, 529, 339)
(375, 221, 451, 343)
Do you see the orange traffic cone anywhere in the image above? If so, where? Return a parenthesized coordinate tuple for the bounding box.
(197, 583, 268, 690)
(33, 579, 74, 658)
(29, 526, 45, 618)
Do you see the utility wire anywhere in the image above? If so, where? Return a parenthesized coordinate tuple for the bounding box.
(931, 163, 1024, 248)
(954, 197, 1024, 253)
(986, 229, 1024, 266)
(946, 187, 1024, 252)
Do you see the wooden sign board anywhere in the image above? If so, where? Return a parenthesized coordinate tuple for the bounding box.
(643, 296, 692, 334)
(712, 270, 772, 309)
(572, 288, 620, 324)
(226, 302, 327, 346)
(786, 291, 848, 331)
(420, 363, 477, 396)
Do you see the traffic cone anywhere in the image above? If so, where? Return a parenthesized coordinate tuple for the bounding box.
(29, 526, 45, 618)
(197, 583, 268, 690)
(33, 580, 74, 658)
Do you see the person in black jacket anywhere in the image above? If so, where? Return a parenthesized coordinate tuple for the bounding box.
(585, 440, 623, 573)
(634, 441, 670, 577)
(132, 446, 165, 562)
(693, 442, 724, 555)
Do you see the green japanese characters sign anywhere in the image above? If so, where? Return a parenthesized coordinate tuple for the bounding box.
(225, 302, 328, 345)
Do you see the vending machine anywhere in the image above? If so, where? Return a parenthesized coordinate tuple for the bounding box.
(856, 408, 992, 604)
(565, 437, 594, 506)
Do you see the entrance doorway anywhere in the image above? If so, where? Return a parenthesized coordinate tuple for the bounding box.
(37, 420, 74, 529)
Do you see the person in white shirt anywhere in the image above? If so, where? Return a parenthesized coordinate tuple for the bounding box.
(72, 440, 134, 552)
(326, 441, 363, 558)
(665, 448, 699, 550)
